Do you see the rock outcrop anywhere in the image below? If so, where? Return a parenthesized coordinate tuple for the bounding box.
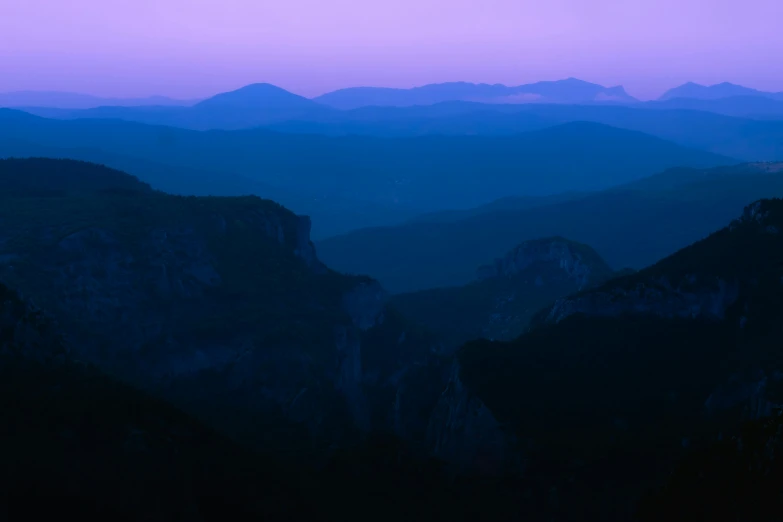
(392, 237, 616, 351)
(476, 237, 610, 291)
(454, 199, 783, 516)
(542, 275, 740, 325)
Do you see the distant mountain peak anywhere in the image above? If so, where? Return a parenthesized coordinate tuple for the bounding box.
(561, 77, 591, 84)
(231, 82, 290, 93)
(195, 83, 317, 109)
(659, 81, 783, 101)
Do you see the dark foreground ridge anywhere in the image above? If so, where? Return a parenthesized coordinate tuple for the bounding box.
(460, 198, 783, 520)
(0, 158, 528, 520)
(0, 282, 535, 521)
(0, 282, 320, 521)
(4, 158, 783, 521)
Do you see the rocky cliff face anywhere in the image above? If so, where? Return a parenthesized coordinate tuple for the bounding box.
(392, 237, 616, 351)
(537, 200, 783, 328)
(529, 201, 783, 430)
(0, 159, 504, 472)
(542, 275, 741, 325)
(0, 161, 370, 451)
(385, 237, 619, 470)
(427, 359, 525, 475)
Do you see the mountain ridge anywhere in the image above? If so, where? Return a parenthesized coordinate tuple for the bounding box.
(193, 83, 325, 112)
(15, 92, 783, 160)
(645, 95, 783, 119)
(0, 90, 200, 109)
(0, 110, 732, 218)
(457, 198, 783, 518)
(659, 81, 783, 102)
(314, 78, 637, 109)
(317, 162, 783, 293)
(389, 237, 616, 350)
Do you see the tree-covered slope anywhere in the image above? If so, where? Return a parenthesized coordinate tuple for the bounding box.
(0, 279, 535, 522)
(457, 199, 783, 519)
(0, 281, 320, 522)
(637, 410, 783, 522)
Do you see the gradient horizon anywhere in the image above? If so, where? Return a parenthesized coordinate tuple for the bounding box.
(2, 0, 782, 101)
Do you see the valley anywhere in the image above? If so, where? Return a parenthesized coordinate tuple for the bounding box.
(3, 67, 783, 522)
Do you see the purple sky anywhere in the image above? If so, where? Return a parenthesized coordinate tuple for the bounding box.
(2, 0, 782, 100)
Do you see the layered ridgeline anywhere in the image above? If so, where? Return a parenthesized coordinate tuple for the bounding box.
(0, 158, 513, 477)
(265, 103, 783, 162)
(0, 109, 737, 239)
(0, 138, 422, 240)
(650, 82, 783, 119)
(319, 162, 783, 293)
(15, 95, 783, 163)
(0, 110, 732, 211)
(313, 78, 637, 109)
(646, 95, 783, 120)
(11, 79, 636, 128)
(457, 199, 783, 519)
(0, 91, 199, 109)
(390, 238, 616, 350)
(3, 158, 778, 519)
(11, 84, 333, 131)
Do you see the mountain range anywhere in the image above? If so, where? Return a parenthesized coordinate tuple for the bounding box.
(6, 79, 783, 168)
(262, 102, 783, 161)
(0, 90, 200, 109)
(16, 95, 783, 162)
(10, 78, 783, 115)
(0, 157, 538, 520)
(458, 196, 783, 519)
(313, 78, 637, 109)
(646, 95, 783, 120)
(12, 83, 333, 131)
(0, 109, 732, 236)
(658, 81, 783, 102)
(12, 79, 637, 131)
(317, 162, 783, 293)
(5, 156, 783, 520)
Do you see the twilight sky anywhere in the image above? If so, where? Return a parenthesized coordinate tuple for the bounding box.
(1, 0, 782, 100)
